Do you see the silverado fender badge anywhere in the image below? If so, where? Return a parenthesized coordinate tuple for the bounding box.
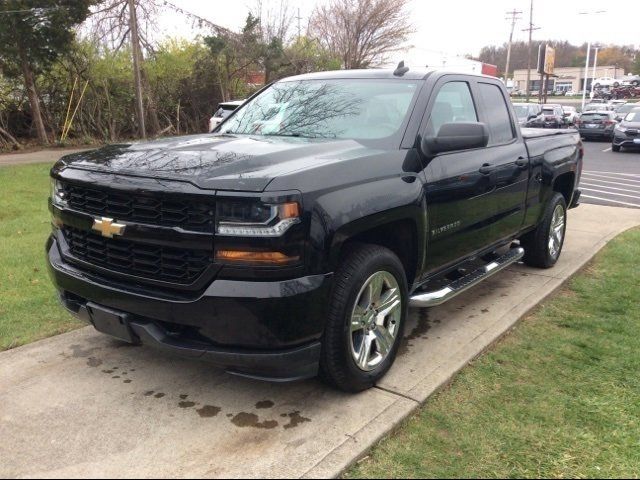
(92, 217, 126, 238)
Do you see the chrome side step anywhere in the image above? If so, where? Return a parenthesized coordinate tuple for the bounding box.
(409, 247, 525, 308)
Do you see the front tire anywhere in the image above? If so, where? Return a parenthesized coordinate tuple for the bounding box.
(612, 144, 621, 152)
(520, 193, 567, 269)
(320, 244, 408, 392)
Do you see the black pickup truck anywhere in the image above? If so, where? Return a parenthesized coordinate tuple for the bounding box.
(47, 69, 583, 392)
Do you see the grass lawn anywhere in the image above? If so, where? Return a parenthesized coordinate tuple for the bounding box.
(348, 228, 640, 479)
(0, 163, 81, 351)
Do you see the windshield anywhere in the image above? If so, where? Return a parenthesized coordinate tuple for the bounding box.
(581, 114, 610, 121)
(625, 111, 640, 122)
(221, 79, 420, 140)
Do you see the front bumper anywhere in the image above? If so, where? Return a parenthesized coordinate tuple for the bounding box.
(613, 134, 640, 148)
(47, 236, 332, 381)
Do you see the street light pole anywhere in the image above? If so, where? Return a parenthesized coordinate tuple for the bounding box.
(581, 41, 591, 112)
(578, 10, 607, 111)
(591, 45, 600, 100)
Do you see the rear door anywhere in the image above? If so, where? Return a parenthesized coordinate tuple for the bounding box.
(475, 81, 529, 242)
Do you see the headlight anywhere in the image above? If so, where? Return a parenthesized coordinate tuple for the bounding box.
(50, 178, 68, 208)
(216, 200, 301, 237)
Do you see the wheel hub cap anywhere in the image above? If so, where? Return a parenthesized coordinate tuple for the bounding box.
(548, 204, 566, 258)
(349, 271, 402, 372)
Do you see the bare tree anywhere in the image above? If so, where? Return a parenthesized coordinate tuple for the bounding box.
(309, 0, 413, 69)
(89, 0, 162, 137)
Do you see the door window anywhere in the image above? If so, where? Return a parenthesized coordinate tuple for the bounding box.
(478, 83, 516, 145)
(427, 82, 478, 135)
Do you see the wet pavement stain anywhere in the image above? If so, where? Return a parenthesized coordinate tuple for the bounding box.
(226, 414, 233, 418)
(231, 412, 278, 430)
(154, 393, 165, 399)
(255, 400, 275, 410)
(144, 391, 155, 397)
(179, 401, 196, 409)
(399, 309, 432, 356)
(102, 370, 114, 374)
(282, 411, 311, 430)
(179, 395, 189, 400)
(197, 406, 221, 418)
(86, 357, 102, 368)
(123, 380, 132, 384)
(69, 344, 101, 359)
(481, 309, 490, 314)
(112, 376, 121, 379)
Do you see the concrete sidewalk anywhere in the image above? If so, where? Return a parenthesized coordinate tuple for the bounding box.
(0, 148, 93, 167)
(1, 204, 639, 479)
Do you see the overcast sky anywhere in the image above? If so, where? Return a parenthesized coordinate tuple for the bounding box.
(158, 0, 638, 61)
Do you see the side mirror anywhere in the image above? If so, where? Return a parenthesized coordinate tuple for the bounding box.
(422, 122, 489, 156)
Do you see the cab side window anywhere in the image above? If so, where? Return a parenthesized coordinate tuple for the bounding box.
(427, 82, 478, 136)
(477, 82, 516, 145)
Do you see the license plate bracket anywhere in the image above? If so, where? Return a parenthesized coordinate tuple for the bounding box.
(87, 303, 137, 343)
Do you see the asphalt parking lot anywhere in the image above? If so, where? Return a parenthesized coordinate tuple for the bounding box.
(580, 139, 640, 208)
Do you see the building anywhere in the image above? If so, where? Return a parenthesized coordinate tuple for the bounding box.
(511, 65, 626, 93)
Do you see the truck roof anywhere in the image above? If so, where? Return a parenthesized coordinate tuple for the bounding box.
(279, 68, 500, 82)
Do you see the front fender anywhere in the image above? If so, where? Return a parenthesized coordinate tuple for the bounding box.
(306, 174, 426, 273)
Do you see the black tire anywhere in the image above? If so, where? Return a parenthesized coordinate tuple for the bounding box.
(612, 144, 621, 152)
(520, 193, 568, 269)
(319, 244, 408, 392)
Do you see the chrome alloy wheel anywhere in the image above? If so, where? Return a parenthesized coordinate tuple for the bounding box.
(349, 271, 402, 372)
(548, 204, 566, 259)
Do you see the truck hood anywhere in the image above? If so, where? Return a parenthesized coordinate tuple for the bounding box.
(59, 134, 380, 192)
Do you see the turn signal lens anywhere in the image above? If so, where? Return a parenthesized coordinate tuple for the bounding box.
(279, 202, 300, 219)
(215, 250, 300, 265)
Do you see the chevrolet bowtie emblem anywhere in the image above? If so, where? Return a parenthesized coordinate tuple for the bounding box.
(92, 217, 126, 238)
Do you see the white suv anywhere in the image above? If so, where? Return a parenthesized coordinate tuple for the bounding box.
(593, 77, 622, 89)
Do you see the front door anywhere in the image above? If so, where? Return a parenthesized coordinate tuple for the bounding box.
(420, 79, 498, 272)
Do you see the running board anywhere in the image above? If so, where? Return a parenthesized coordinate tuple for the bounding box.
(409, 247, 525, 308)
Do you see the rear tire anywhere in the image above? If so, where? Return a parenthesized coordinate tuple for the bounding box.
(520, 193, 567, 269)
(612, 144, 621, 152)
(320, 244, 408, 392)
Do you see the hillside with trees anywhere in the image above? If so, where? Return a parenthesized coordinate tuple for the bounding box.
(477, 40, 640, 78)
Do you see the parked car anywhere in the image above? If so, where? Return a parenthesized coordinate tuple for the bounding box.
(208, 100, 245, 132)
(612, 107, 640, 152)
(47, 69, 583, 392)
(513, 102, 544, 128)
(583, 103, 615, 113)
(621, 74, 640, 87)
(593, 77, 622, 89)
(542, 104, 566, 128)
(575, 111, 617, 140)
(562, 106, 578, 125)
(614, 102, 639, 122)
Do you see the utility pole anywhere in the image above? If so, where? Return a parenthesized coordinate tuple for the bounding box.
(128, 0, 146, 140)
(504, 9, 522, 86)
(296, 8, 302, 40)
(523, 0, 540, 102)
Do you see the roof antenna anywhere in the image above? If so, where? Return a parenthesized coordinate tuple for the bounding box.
(394, 61, 410, 77)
